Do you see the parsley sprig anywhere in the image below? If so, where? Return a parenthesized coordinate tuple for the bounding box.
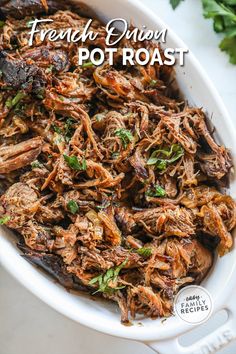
(0, 215, 10, 225)
(136, 247, 153, 257)
(67, 200, 79, 214)
(5, 91, 26, 109)
(170, 0, 236, 64)
(145, 185, 166, 198)
(115, 128, 133, 149)
(63, 155, 87, 171)
(147, 144, 184, 171)
(89, 259, 127, 294)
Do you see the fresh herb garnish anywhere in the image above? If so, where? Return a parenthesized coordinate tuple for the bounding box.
(95, 113, 105, 122)
(0, 21, 5, 28)
(170, 0, 184, 9)
(35, 87, 45, 100)
(0, 215, 10, 225)
(170, 0, 236, 64)
(147, 144, 184, 170)
(26, 18, 34, 28)
(115, 128, 133, 149)
(111, 152, 120, 160)
(136, 247, 153, 257)
(64, 118, 75, 142)
(45, 65, 54, 74)
(67, 200, 79, 214)
(31, 160, 44, 169)
(89, 259, 127, 294)
(52, 124, 63, 134)
(63, 154, 87, 171)
(82, 61, 94, 68)
(5, 91, 26, 109)
(145, 185, 166, 198)
(149, 79, 158, 87)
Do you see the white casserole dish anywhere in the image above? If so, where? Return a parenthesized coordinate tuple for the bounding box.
(0, 1, 236, 353)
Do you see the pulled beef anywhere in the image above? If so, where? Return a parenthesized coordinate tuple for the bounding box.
(0, 52, 46, 92)
(0, 4, 235, 324)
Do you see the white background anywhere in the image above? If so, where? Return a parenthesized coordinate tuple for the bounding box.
(0, 0, 236, 353)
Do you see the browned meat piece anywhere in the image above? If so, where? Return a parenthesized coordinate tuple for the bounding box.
(187, 239, 213, 283)
(129, 286, 171, 318)
(114, 207, 136, 235)
(18, 244, 87, 290)
(134, 206, 195, 237)
(21, 47, 69, 73)
(198, 151, 232, 179)
(101, 246, 141, 268)
(129, 150, 148, 180)
(0, 52, 46, 92)
(199, 205, 233, 256)
(0, 137, 43, 173)
(146, 238, 212, 294)
(20, 220, 53, 251)
(0, 0, 70, 19)
(0, 182, 39, 228)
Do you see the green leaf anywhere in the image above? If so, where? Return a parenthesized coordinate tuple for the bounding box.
(45, 65, 54, 74)
(147, 144, 184, 170)
(145, 185, 166, 198)
(5, 91, 26, 109)
(63, 155, 87, 171)
(89, 259, 127, 294)
(67, 200, 79, 214)
(31, 160, 44, 169)
(202, 0, 236, 22)
(82, 61, 94, 68)
(219, 36, 236, 63)
(52, 124, 63, 134)
(170, 0, 185, 10)
(149, 79, 158, 87)
(64, 118, 76, 142)
(136, 247, 152, 257)
(115, 128, 133, 149)
(0, 215, 10, 225)
(213, 15, 225, 32)
(0, 21, 5, 28)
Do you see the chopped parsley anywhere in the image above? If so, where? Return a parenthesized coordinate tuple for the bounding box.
(115, 128, 133, 149)
(147, 144, 184, 170)
(0, 215, 10, 225)
(145, 185, 166, 198)
(31, 160, 44, 169)
(82, 61, 94, 68)
(89, 259, 127, 294)
(64, 118, 75, 142)
(149, 79, 158, 87)
(67, 200, 79, 214)
(52, 124, 63, 135)
(136, 247, 152, 257)
(35, 87, 45, 100)
(5, 91, 26, 109)
(63, 154, 87, 171)
(45, 65, 54, 74)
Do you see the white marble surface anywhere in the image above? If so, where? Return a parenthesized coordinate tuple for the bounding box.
(0, 0, 236, 353)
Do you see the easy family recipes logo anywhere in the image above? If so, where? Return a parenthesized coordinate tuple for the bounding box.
(28, 18, 188, 66)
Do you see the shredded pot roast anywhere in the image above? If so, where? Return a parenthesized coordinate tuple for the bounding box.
(0, 0, 235, 324)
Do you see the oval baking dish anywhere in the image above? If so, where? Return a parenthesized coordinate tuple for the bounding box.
(0, 1, 236, 353)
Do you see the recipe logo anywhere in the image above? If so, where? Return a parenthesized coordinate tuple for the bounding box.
(27, 18, 188, 66)
(174, 285, 213, 325)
